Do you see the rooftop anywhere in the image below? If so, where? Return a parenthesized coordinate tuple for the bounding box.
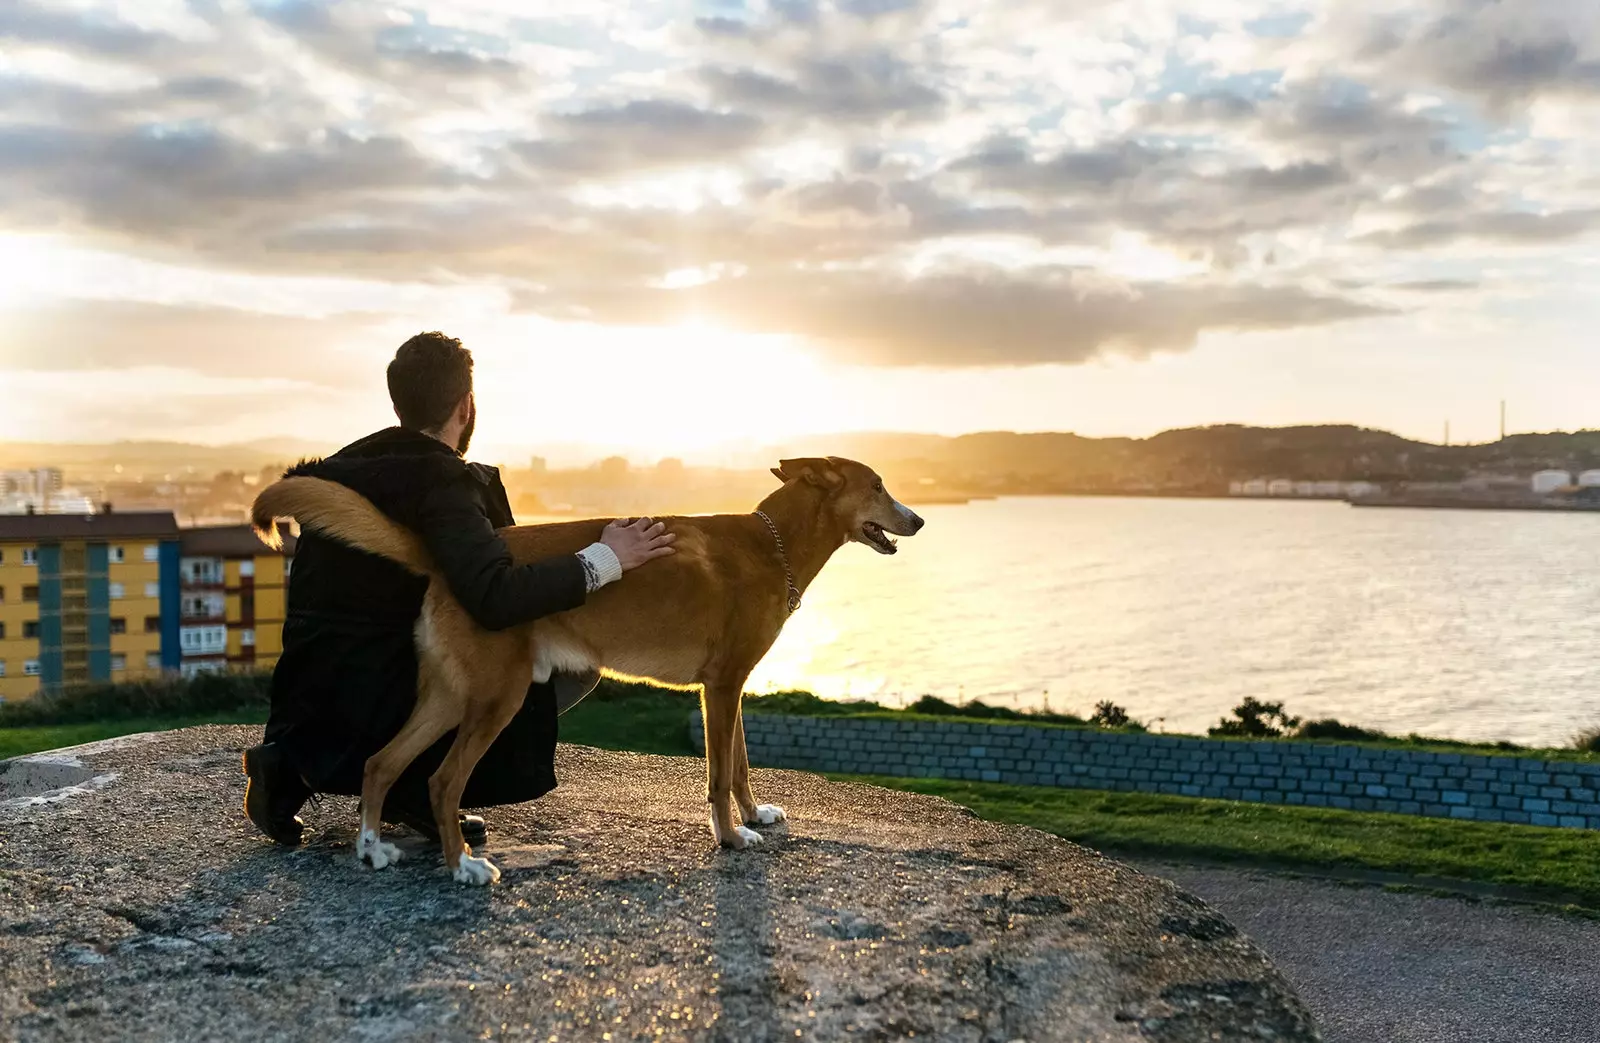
(179, 523, 295, 557)
(0, 511, 180, 542)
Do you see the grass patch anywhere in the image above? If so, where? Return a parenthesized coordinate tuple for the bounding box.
(559, 681, 698, 757)
(0, 708, 268, 761)
(853, 775, 1600, 910)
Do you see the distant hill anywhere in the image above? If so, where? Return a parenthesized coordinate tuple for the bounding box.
(764, 425, 1600, 495)
(10, 425, 1600, 497)
(0, 438, 334, 480)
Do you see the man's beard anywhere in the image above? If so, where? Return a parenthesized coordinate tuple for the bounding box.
(456, 410, 475, 455)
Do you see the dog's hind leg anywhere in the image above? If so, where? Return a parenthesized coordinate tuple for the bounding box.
(731, 702, 786, 829)
(356, 696, 459, 871)
(702, 678, 761, 849)
(428, 676, 528, 886)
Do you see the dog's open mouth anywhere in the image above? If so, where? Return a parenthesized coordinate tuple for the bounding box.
(861, 521, 898, 555)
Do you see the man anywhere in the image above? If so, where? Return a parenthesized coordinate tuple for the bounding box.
(242, 332, 674, 847)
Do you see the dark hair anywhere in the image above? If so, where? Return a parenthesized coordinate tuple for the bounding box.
(387, 332, 473, 431)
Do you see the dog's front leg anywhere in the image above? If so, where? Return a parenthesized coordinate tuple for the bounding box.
(702, 683, 761, 849)
(731, 702, 785, 828)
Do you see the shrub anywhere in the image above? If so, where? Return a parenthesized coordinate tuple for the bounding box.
(746, 690, 886, 716)
(1210, 697, 1301, 738)
(0, 671, 271, 728)
(1574, 726, 1600, 754)
(1092, 701, 1130, 728)
(1295, 718, 1388, 742)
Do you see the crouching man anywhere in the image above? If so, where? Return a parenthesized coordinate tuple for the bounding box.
(243, 331, 674, 846)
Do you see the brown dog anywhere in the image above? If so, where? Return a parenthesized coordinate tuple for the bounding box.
(251, 456, 924, 884)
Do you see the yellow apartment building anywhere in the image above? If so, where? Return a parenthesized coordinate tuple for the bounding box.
(0, 511, 182, 702)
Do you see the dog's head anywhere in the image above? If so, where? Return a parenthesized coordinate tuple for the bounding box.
(770, 456, 925, 555)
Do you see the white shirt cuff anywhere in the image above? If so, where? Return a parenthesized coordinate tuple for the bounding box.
(576, 542, 623, 593)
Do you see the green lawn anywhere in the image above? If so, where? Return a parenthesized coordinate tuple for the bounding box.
(857, 775, 1600, 911)
(558, 689, 699, 757)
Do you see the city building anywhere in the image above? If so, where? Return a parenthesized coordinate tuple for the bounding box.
(0, 515, 295, 701)
(1532, 470, 1573, 495)
(176, 525, 295, 678)
(0, 511, 181, 702)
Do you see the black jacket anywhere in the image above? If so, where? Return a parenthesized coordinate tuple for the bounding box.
(265, 427, 584, 807)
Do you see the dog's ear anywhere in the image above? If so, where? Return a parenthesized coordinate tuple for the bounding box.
(775, 457, 845, 490)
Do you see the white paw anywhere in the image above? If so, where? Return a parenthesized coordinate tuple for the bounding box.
(453, 855, 501, 886)
(357, 829, 403, 871)
(751, 804, 787, 825)
(735, 825, 763, 847)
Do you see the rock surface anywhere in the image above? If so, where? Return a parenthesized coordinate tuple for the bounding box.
(0, 726, 1319, 1042)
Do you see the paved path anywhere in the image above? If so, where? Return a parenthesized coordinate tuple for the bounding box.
(1141, 862, 1600, 1043)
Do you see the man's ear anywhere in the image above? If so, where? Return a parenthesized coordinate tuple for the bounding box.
(775, 457, 844, 490)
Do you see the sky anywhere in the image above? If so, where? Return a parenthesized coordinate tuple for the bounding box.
(1, 0, 1599, 460)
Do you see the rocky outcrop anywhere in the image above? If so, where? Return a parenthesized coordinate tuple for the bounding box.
(0, 726, 1318, 1042)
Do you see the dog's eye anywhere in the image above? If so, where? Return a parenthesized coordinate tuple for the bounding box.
(873, 481, 884, 493)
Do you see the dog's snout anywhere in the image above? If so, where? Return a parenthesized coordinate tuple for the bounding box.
(912, 512, 925, 532)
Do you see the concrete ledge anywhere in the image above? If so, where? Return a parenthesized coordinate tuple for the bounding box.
(703, 713, 1600, 832)
(0, 726, 1318, 1042)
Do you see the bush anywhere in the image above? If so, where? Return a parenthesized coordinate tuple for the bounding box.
(1092, 701, 1130, 728)
(1574, 726, 1600, 754)
(1295, 718, 1388, 742)
(747, 690, 887, 716)
(0, 672, 271, 728)
(1210, 697, 1301, 738)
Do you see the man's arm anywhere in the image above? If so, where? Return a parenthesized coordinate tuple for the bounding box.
(415, 478, 620, 632)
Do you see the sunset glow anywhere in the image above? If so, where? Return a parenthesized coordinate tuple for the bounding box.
(2, 1, 1599, 455)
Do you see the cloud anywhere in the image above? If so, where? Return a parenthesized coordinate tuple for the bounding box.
(0, 0, 1598, 396)
(0, 0, 171, 59)
(0, 301, 393, 388)
(538, 268, 1389, 367)
(700, 52, 944, 123)
(514, 100, 766, 176)
(1340, 2, 1600, 112)
(1355, 209, 1600, 249)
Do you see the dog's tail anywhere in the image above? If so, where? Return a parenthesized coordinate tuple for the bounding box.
(251, 476, 432, 575)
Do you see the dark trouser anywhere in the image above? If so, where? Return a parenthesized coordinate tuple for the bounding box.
(265, 614, 562, 810)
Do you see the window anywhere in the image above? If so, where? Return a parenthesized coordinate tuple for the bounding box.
(0, 623, 5, 639)
(0, 586, 5, 601)
(109, 582, 125, 599)
(0, 660, 6, 677)
(22, 585, 38, 602)
(21, 548, 36, 566)
(109, 617, 127, 635)
(143, 545, 159, 562)
(241, 629, 256, 647)
(110, 653, 126, 672)
(144, 582, 160, 598)
(144, 616, 162, 633)
(180, 625, 227, 655)
(145, 651, 162, 670)
(23, 622, 39, 639)
(109, 547, 125, 564)
(23, 659, 40, 677)
(239, 560, 255, 578)
(240, 592, 255, 618)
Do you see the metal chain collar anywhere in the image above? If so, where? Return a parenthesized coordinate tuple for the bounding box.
(754, 510, 802, 614)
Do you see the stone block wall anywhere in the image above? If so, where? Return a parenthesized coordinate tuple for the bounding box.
(689, 713, 1600, 831)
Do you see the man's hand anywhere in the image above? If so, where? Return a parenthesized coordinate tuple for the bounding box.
(601, 517, 677, 571)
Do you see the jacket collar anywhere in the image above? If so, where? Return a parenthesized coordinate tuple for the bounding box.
(335, 426, 462, 460)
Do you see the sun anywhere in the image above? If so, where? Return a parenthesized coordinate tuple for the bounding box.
(463, 315, 853, 459)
